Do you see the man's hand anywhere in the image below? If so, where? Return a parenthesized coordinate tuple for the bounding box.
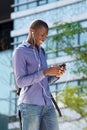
(43, 64, 66, 78)
(56, 64, 66, 78)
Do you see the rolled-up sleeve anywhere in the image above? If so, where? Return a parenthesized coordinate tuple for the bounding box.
(48, 76, 59, 85)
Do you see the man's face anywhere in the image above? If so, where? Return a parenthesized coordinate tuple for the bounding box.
(34, 26, 48, 46)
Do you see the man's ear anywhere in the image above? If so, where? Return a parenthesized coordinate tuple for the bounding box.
(30, 28, 35, 34)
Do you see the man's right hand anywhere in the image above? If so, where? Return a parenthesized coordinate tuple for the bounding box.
(43, 65, 66, 78)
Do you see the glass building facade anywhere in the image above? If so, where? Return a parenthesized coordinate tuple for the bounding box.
(11, 0, 87, 113)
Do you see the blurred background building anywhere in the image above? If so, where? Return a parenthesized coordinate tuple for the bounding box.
(0, 0, 87, 130)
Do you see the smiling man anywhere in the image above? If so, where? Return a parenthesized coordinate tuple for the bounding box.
(12, 19, 66, 130)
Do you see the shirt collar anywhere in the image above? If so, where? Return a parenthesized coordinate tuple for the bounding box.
(22, 41, 41, 51)
(22, 41, 33, 48)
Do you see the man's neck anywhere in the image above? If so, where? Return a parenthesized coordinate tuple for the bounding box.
(27, 38, 39, 50)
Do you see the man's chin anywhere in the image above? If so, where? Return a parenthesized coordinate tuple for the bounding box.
(36, 41, 43, 46)
(39, 41, 43, 44)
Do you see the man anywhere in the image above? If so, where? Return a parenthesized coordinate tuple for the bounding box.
(12, 19, 66, 130)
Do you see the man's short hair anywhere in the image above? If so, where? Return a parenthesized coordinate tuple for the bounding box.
(30, 19, 48, 30)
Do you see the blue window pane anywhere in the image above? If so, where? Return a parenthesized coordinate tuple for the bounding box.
(28, 2, 37, 9)
(14, 0, 18, 4)
(80, 80, 87, 94)
(49, 29, 57, 36)
(19, 5, 27, 11)
(80, 32, 87, 45)
(48, 0, 56, 3)
(67, 81, 78, 87)
(80, 21, 87, 28)
(14, 7, 18, 12)
(58, 51, 67, 57)
(38, 0, 47, 5)
(57, 83, 66, 91)
(80, 80, 87, 86)
(50, 85, 56, 92)
(50, 84, 57, 97)
(14, 37, 18, 42)
(71, 34, 78, 46)
(17, 35, 27, 42)
(47, 52, 57, 59)
(19, 0, 27, 3)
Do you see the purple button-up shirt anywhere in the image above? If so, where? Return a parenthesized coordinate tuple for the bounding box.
(12, 41, 58, 106)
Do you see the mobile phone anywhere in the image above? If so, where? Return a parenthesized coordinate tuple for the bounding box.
(59, 63, 66, 68)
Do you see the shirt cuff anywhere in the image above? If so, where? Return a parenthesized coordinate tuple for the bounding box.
(38, 70, 45, 81)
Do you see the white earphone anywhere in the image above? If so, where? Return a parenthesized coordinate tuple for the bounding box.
(32, 32, 34, 35)
(32, 32, 35, 39)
